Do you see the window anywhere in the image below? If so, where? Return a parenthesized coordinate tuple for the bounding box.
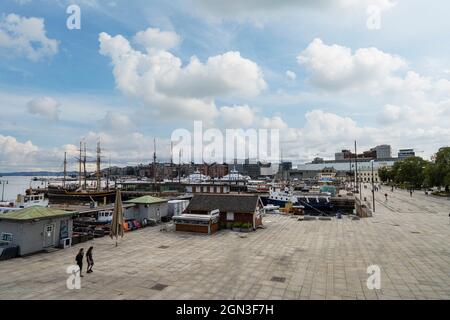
(1, 233, 13, 242)
(226, 212, 234, 221)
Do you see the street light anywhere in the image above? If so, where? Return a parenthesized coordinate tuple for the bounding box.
(370, 160, 375, 213)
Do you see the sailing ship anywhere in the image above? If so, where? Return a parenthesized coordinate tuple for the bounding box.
(45, 142, 116, 204)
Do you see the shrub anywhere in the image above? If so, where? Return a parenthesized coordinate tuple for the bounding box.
(241, 222, 251, 229)
(232, 222, 242, 229)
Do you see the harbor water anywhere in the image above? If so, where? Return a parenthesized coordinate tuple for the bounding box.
(0, 176, 53, 202)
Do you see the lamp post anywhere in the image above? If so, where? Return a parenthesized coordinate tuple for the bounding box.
(0, 180, 8, 202)
(370, 160, 375, 212)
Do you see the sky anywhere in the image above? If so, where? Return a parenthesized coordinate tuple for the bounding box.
(1, 0, 450, 172)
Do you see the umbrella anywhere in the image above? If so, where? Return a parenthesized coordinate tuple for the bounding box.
(110, 189, 124, 246)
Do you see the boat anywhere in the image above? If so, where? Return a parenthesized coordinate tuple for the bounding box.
(16, 193, 49, 208)
(247, 180, 270, 193)
(97, 210, 113, 223)
(220, 168, 250, 181)
(47, 189, 116, 204)
(261, 186, 334, 214)
(187, 169, 210, 183)
(0, 193, 49, 214)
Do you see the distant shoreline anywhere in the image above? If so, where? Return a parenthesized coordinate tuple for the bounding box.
(0, 172, 78, 177)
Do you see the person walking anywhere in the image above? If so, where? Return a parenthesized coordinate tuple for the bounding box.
(410, 189, 413, 197)
(86, 246, 94, 273)
(75, 248, 84, 277)
(385, 193, 388, 201)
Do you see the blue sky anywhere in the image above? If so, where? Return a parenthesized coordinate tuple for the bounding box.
(1, 0, 450, 171)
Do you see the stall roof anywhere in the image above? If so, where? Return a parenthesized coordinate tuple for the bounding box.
(187, 194, 261, 213)
(0, 206, 74, 221)
(124, 195, 167, 205)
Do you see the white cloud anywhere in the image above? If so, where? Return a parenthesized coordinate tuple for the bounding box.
(377, 104, 404, 124)
(286, 70, 296, 81)
(26, 96, 60, 120)
(219, 105, 255, 128)
(297, 38, 407, 92)
(83, 131, 171, 165)
(100, 111, 134, 131)
(0, 135, 38, 168)
(98, 29, 266, 122)
(133, 27, 181, 51)
(0, 13, 58, 61)
(260, 116, 288, 130)
(278, 108, 450, 162)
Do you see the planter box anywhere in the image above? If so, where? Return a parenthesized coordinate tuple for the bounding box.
(232, 227, 240, 232)
(240, 228, 252, 233)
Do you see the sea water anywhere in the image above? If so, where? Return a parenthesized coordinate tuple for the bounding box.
(0, 176, 53, 202)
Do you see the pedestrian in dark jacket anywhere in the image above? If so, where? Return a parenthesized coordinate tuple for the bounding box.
(86, 246, 94, 273)
(75, 248, 84, 277)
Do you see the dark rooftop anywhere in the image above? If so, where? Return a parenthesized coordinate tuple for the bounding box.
(186, 194, 261, 213)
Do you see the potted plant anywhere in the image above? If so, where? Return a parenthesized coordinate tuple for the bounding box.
(232, 222, 241, 232)
(240, 222, 252, 232)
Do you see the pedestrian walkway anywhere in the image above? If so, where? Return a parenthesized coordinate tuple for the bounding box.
(0, 187, 449, 300)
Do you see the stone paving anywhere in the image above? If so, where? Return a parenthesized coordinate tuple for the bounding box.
(0, 187, 449, 300)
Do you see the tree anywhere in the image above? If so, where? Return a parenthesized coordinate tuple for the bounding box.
(378, 166, 391, 183)
(391, 157, 428, 188)
(430, 147, 450, 191)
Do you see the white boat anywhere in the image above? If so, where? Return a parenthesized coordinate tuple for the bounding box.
(187, 170, 210, 183)
(221, 168, 250, 181)
(0, 193, 49, 214)
(97, 210, 113, 223)
(267, 186, 298, 205)
(15, 193, 49, 208)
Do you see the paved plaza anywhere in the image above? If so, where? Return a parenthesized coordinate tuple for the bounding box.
(0, 187, 449, 300)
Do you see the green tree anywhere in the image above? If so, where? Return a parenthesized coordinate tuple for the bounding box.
(430, 147, 450, 191)
(392, 157, 428, 188)
(378, 166, 391, 182)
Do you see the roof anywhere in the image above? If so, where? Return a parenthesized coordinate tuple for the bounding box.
(186, 194, 260, 213)
(124, 195, 167, 205)
(0, 206, 74, 221)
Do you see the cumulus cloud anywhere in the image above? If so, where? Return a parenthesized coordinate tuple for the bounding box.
(286, 70, 296, 81)
(100, 111, 134, 131)
(26, 96, 61, 120)
(297, 38, 407, 92)
(278, 108, 450, 162)
(98, 29, 266, 122)
(133, 27, 181, 51)
(0, 135, 38, 168)
(219, 105, 255, 128)
(83, 131, 172, 165)
(0, 13, 58, 61)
